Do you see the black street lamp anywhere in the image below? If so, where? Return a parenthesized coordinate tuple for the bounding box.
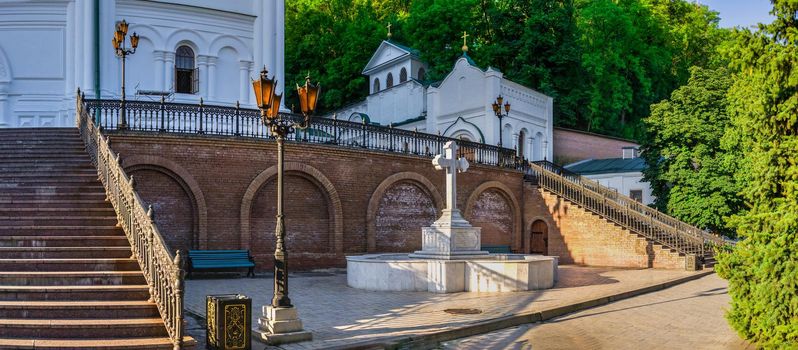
(491, 95, 511, 147)
(112, 19, 139, 130)
(252, 67, 320, 309)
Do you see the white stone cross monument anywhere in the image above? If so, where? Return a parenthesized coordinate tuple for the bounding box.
(410, 141, 489, 259)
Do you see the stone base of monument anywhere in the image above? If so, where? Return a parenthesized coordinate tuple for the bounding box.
(254, 306, 312, 345)
(346, 253, 558, 293)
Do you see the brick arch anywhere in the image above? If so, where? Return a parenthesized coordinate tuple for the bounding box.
(464, 181, 522, 251)
(122, 155, 208, 249)
(366, 172, 443, 252)
(240, 162, 343, 253)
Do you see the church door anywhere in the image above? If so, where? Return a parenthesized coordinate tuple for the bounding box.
(529, 220, 548, 254)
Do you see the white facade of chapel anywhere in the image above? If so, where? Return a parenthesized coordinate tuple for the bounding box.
(0, 0, 285, 128)
(328, 40, 554, 161)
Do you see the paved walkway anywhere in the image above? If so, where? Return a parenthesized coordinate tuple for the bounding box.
(440, 273, 751, 350)
(185, 266, 709, 349)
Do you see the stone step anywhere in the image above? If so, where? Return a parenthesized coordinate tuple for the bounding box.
(0, 179, 101, 187)
(0, 336, 196, 350)
(0, 163, 95, 170)
(0, 192, 107, 201)
(0, 141, 84, 146)
(0, 318, 168, 338)
(0, 271, 146, 286)
(0, 247, 131, 259)
(0, 226, 122, 236)
(0, 285, 150, 301)
(0, 185, 105, 195)
(0, 172, 98, 179)
(0, 300, 160, 319)
(0, 236, 128, 247)
(0, 208, 115, 217)
(0, 216, 119, 226)
(0, 200, 111, 209)
(0, 154, 90, 161)
(0, 258, 138, 272)
(0, 146, 86, 152)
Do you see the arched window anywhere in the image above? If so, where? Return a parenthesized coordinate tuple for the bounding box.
(386, 73, 394, 88)
(417, 67, 426, 81)
(175, 45, 197, 94)
(373, 78, 381, 93)
(400, 68, 407, 83)
(518, 130, 526, 157)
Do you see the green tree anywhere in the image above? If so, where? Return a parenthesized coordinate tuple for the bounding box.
(716, 0, 798, 345)
(641, 67, 741, 236)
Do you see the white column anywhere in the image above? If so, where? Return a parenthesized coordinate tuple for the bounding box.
(99, 0, 116, 98)
(239, 61, 252, 104)
(164, 52, 175, 92)
(64, 1, 75, 96)
(264, 1, 276, 73)
(513, 133, 520, 156)
(527, 137, 534, 160)
(206, 56, 217, 100)
(197, 55, 209, 98)
(74, 0, 84, 93)
(276, 0, 286, 109)
(82, 0, 97, 96)
(153, 51, 166, 91)
(253, 0, 263, 74)
(0, 83, 9, 127)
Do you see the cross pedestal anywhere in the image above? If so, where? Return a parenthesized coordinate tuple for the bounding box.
(410, 141, 489, 260)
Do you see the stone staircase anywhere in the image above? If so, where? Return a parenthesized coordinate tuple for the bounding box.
(0, 128, 191, 349)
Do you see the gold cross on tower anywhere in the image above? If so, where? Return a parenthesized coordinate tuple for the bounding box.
(461, 31, 469, 53)
(387, 22, 392, 39)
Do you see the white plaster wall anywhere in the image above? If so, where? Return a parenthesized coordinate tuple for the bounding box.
(0, 0, 283, 128)
(584, 172, 655, 205)
(366, 80, 425, 125)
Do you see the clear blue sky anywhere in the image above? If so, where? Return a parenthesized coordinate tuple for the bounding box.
(696, 0, 774, 28)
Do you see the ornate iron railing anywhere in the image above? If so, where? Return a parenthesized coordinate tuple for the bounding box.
(529, 160, 717, 264)
(83, 98, 518, 168)
(528, 161, 736, 253)
(77, 92, 186, 348)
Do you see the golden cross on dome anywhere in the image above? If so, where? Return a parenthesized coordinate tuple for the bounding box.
(461, 31, 469, 52)
(387, 22, 392, 39)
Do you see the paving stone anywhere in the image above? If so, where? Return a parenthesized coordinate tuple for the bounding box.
(185, 266, 715, 349)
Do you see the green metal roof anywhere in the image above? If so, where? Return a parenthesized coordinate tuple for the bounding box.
(565, 157, 646, 175)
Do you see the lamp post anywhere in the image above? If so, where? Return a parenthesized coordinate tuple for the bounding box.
(252, 67, 319, 344)
(112, 19, 138, 130)
(491, 95, 511, 147)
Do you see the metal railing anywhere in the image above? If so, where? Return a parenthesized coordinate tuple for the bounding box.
(528, 161, 736, 254)
(77, 91, 186, 349)
(528, 161, 707, 260)
(83, 98, 518, 168)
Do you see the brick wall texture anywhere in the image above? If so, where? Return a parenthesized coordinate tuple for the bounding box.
(110, 133, 686, 271)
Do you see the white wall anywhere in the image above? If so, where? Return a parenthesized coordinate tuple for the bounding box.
(584, 172, 655, 205)
(0, 0, 284, 128)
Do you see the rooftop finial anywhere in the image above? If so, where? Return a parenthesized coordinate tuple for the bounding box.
(461, 31, 469, 53)
(387, 22, 393, 39)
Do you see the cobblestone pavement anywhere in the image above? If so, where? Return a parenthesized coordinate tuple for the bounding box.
(440, 273, 751, 350)
(185, 266, 704, 349)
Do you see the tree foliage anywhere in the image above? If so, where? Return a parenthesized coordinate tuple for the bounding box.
(715, 0, 798, 345)
(284, 0, 726, 139)
(641, 67, 742, 236)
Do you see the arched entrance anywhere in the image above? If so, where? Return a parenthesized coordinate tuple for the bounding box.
(530, 220, 548, 254)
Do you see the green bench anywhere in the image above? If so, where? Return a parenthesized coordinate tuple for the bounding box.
(187, 250, 256, 278)
(481, 245, 512, 254)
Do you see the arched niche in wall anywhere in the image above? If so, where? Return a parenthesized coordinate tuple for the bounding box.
(465, 181, 522, 251)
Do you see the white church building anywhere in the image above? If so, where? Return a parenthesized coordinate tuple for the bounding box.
(0, 0, 285, 128)
(328, 39, 554, 161)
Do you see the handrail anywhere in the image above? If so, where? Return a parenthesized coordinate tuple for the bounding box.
(530, 161, 735, 251)
(76, 91, 186, 349)
(528, 161, 706, 259)
(82, 98, 519, 169)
